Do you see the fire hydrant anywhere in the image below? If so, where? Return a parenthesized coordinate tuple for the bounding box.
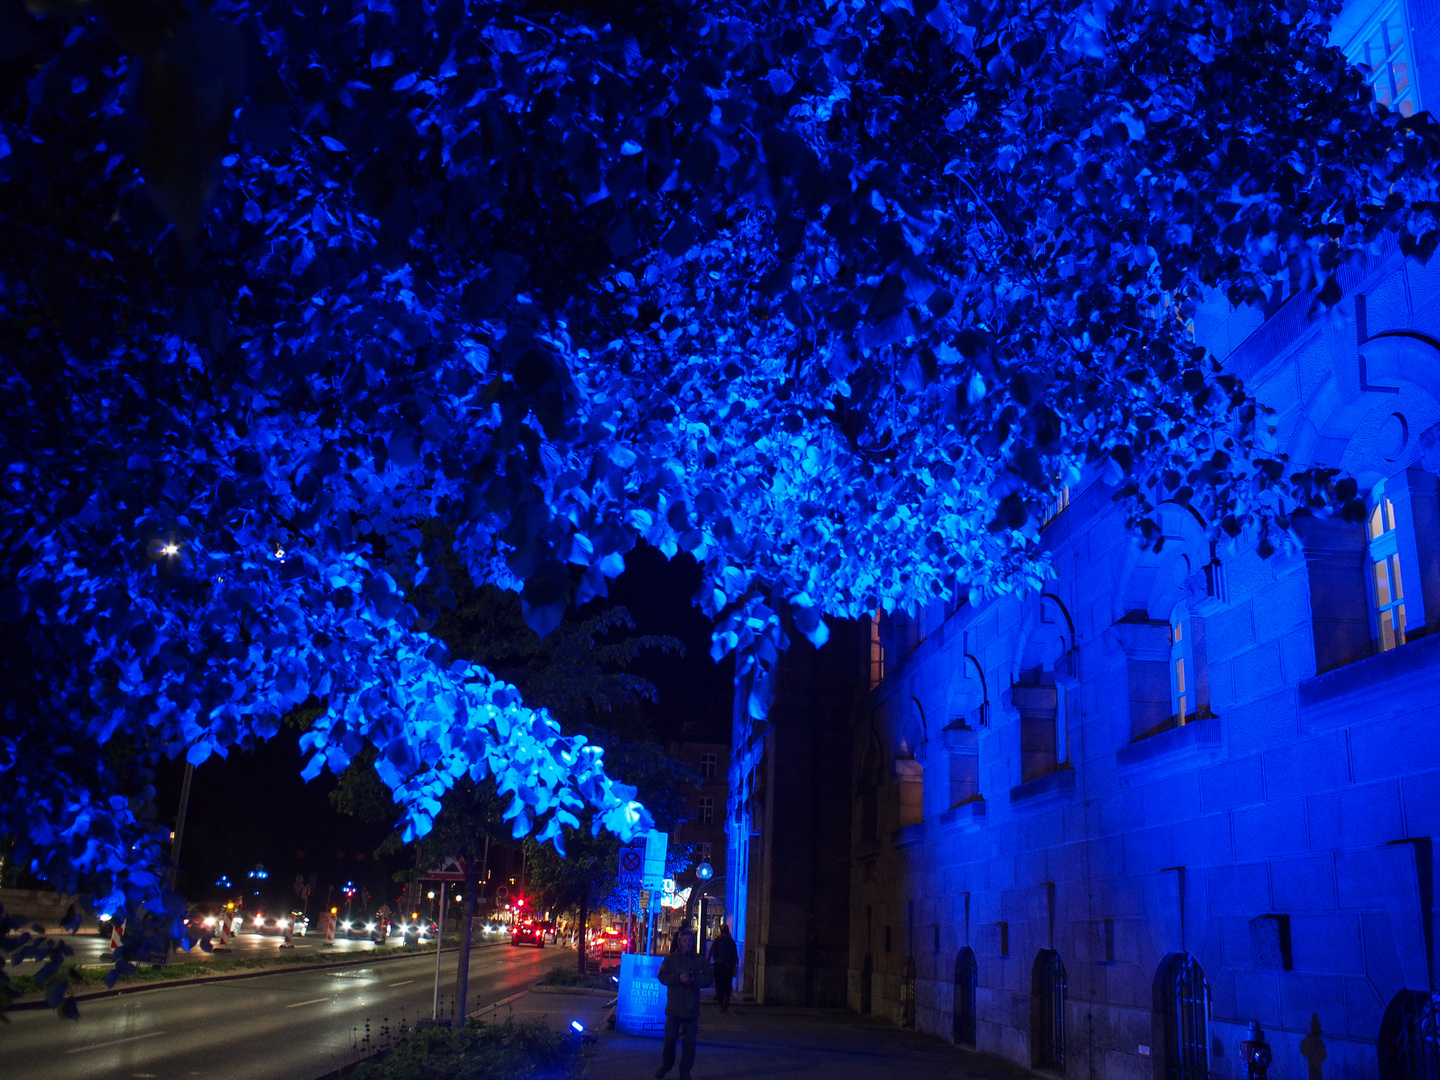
(1239, 1021, 1273, 1080)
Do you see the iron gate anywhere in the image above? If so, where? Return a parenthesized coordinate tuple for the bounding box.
(954, 947, 978, 1046)
(1381, 990, 1440, 1080)
(1033, 949, 1067, 1074)
(1163, 954, 1211, 1080)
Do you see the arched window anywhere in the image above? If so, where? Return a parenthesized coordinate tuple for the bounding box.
(1369, 490, 1409, 652)
(1169, 604, 1197, 724)
(1158, 953, 1211, 1080)
(1379, 989, 1440, 1080)
(900, 954, 917, 1028)
(1032, 949, 1067, 1074)
(953, 947, 978, 1046)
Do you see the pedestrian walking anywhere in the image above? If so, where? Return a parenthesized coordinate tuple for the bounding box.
(655, 924, 712, 1080)
(706, 922, 738, 1012)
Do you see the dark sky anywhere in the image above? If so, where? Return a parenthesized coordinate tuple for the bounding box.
(153, 542, 730, 906)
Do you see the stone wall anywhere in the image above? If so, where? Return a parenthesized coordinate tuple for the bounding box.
(847, 241, 1440, 1080)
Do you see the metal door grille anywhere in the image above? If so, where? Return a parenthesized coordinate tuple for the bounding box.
(901, 955, 917, 1028)
(954, 947, 978, 1046)
(1382, 990, 1440, 1080)
(1164, 954, 1210, 1080)
(1033, 950, 1067, 1074)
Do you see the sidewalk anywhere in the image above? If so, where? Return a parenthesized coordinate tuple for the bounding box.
(583, 1003, 1037, 1080)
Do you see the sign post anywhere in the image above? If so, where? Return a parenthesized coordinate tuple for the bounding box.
(419, 858, 466, 1022)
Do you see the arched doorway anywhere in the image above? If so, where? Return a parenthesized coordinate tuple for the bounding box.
(860, 952, 873, 1015)
(1157, 953, 1211, 1080)
(901, 954, 917, 1028)
(953, 947, 977, 1046)
(1032, 949, 1067, 1074)
(1379, 989, 1440, 1080)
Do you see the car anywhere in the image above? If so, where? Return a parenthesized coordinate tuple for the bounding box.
(510, 922, 545, 947)
(587, 927, 628, 971)
(339, 916, 383, 940)
(538, 919, 558, 943)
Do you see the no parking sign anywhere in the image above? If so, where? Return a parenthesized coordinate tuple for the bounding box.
(618, 844, 645, 888)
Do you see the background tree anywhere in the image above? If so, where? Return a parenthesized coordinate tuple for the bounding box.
(524, 731, 694, 972)
(332, 561, 683, 1004)
(3, 0, 1438, 966)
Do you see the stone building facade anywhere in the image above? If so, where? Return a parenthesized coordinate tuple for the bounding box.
(846, 175, 1440, 1080)
(727, 6, 1440, 1075)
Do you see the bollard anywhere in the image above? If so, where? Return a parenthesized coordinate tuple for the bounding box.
(1239, 1021, 1273, 1080)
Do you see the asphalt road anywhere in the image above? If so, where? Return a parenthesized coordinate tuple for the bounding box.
(0, 941, 564, 1080)
(9, 929, 516, 968)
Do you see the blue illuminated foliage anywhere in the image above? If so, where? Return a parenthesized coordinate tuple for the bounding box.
(1, 0, 1438, 976)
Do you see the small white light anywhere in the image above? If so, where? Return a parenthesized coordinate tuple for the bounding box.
(570, 1020, 585, 1033)
(365, 923, 376, 932)
(277, 919, 289, 928)
(253, 916, 264, 926)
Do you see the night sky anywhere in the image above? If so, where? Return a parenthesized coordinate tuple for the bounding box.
(151, 543, 731, 908)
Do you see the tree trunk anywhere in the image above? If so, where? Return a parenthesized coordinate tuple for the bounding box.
(453, 859, 479, 1022)
(576, 889, 589, 974)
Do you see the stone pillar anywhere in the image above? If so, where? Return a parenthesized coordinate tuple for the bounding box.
(1292, 514, 1370, 673)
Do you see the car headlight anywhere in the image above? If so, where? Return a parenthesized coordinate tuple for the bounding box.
(203, 917, 216, 927)
(365, 922, 376, 932)
(254, 916, 264, 926)
(277, 919, 289, 928)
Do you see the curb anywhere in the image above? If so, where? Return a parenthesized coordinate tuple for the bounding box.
(530, 985, 617, 997)
(9, 939, 509, 1011)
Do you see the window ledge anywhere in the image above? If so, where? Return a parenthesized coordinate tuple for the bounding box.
(1299, 628, 1440, 732)
(1008, 767, 1075, 806)
(1116, 715, 1222, 773)
(938, 796, 987, 830)
(892, 822, 926, 849)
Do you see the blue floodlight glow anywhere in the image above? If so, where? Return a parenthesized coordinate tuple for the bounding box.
(570, 1020, 585, 1033)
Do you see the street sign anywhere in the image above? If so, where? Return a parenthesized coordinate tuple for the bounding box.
(642, 830, 667, 890)
(420, 855, 467, 882)
(662, 877, 675, 895)
(618, 843, 645, 888)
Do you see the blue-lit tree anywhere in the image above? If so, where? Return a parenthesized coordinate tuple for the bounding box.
(2, 0, 1438, 1001)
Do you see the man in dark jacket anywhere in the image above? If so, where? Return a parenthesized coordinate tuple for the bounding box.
(706, 923, 739, 1012)
(655, 925, 712, 1080)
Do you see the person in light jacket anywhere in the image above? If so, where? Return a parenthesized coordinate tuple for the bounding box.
(655, 925, 712, 1080)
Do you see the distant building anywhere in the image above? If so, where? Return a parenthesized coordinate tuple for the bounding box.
(668, 722, 732, 941)
(726, 624, 866, 1005)
(729, 7, 1440, 1074)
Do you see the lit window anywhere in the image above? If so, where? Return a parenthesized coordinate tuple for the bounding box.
(699, 752, 717, 780)
(1039, 485, 1072, 528)
(1170, 604, 1197, 723)
(697, 796, 714, 825)
(1341, 0, 1420, 116)
(869, 611, 886, 690)
(1368, 494, 1407, 651)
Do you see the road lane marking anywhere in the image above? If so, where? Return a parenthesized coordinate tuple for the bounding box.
(285, 997, 329, 1008)
(64, 1031, 167, 1054)
(389, 979, 415, 987)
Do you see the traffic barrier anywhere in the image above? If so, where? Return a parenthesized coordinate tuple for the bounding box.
(108, 920, 123, 952)
(324, 913, 336, 946)
(214, 913, 233, 951)
(279, 921, 296, 949)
